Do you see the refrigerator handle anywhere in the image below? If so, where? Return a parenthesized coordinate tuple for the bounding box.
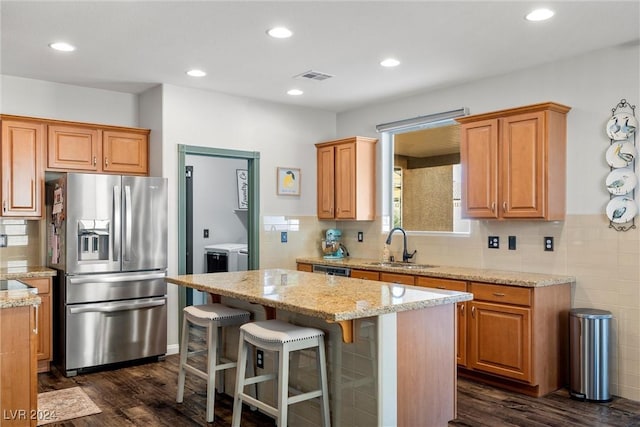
(113, 185, 121, 261)
(124, 185, 132, 262)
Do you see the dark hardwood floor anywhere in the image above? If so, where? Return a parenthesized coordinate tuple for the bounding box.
(38, 355, 640, 427)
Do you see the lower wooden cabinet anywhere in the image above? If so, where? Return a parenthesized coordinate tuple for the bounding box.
(296, 263, 313, 272)
(20, 278, 52, 373)
(0, 305, 38, 426)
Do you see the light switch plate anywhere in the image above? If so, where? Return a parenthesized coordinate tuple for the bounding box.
(544, 236, 554, 251)
(357, 231, 364, 242)
(0, 234, 7, 248)
(281, 231, 288, 243)
(508, 235, 516, 250)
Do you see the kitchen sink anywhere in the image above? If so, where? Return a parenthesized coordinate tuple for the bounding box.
(365, 261, 437, 269)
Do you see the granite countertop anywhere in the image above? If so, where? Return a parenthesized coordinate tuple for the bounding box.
(296, 257, 576, 288)
(166, 269, 472, 322)
(0, 279, 41, 309)
(0, 266, 57, 280)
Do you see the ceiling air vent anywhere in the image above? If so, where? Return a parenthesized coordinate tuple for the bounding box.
(294, 70, 334, 81)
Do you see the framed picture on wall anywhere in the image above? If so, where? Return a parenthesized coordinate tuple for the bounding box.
(277, 167, 301, 196)
(236, 169, 249, 209)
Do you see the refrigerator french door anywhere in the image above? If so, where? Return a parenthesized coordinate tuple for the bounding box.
(48, 173, 168, 376)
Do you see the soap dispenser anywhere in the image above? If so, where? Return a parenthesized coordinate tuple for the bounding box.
(382, 243, 390, 262)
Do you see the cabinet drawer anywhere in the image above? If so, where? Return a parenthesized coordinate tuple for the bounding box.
(297, 263, 313, 272)
(20, 277, 51, 294)
(470, 282, 531, 306)
(415, 276, 467, 292)
(380, 272, 415, 286)
(351, 269, 380, 281)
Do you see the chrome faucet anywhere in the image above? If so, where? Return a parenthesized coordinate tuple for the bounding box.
(385, 227, 416, 263)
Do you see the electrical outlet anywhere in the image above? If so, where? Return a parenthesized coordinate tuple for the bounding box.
(256, 349, 264, 369)
(544, 236, 554, 251)
(0, 234, 7, 248)
(281, 231, 288, 243)
(488, 236, 499, 249)
(508, 235, 516, 250)
(357, 231, 364, 242)
(203, 229, 209, 238)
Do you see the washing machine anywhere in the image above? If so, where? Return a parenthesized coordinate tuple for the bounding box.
(205, 243, 248, 273)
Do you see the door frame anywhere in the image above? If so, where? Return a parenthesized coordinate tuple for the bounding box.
(177, 144, 260, 315)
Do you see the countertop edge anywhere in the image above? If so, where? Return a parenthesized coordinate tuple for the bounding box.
(0, 266, 57, 280)
(296, 257, 576, 288)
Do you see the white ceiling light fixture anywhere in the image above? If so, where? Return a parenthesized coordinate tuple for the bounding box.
(380, 58, 400, 68)
(287, 89, 303, 96)
(525, 8, 555, 22)
(267, 27, 293, 39)
(186, 69, 206, 77)
(49, 42, 76, 52)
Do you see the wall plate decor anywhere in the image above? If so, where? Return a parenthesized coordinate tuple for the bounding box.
(605, 141, 636, 168)
(606, 99, 637, 231)
(606, 168, 637, 195)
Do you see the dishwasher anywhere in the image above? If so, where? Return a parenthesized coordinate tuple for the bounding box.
(312, 264, 351, 276)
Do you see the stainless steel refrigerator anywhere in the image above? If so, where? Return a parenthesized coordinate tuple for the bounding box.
(47, 173, 168, 376)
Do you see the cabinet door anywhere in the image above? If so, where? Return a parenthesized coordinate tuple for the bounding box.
(0, 305, 38, 426)
(416, 276, 467, 366)
(103, 130, 148, 175)
(21, 278, 52, 372)
(469, 301, 532, 383)
(460, 119, 498, 218)
(316, 145, 335, 219)
(1, 120, 44, 217)
(500, 112, 544, 218)
(47, 125, 100, 171)
(334, 143, 357, 219)
(297, 263, 313, 272)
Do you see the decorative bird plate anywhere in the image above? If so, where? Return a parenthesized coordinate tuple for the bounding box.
(606, 113, 638, 141)
(606, 196, 638, 223)
(606, 141, 637, 168)
(606, 168, 637, 195)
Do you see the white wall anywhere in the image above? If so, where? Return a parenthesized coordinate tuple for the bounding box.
(159, 84, 336, 348)
(337, 43, 640, 215)
(0, 75, 139, 126)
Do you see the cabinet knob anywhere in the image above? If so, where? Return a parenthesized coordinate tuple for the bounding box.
(93, 156, 97, 166)
(105, 158, 109, 167)
(491, 202, 496, 213)
(471, 305, 476, 318)
(2, 200, 6, 212)
(493, 292, 506, 297)
(503, 202, 507, 212)
(460, 304, 465, 315)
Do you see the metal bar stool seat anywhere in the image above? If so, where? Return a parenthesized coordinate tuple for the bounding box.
(232, 319, 331, 427)
(176, 303, 251, 423)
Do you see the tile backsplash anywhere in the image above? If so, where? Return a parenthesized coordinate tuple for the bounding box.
(263, 214, 640, 401)
(0, 219, 44, 268)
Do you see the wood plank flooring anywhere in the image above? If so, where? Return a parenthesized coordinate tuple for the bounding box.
(38, 355, 640, 426)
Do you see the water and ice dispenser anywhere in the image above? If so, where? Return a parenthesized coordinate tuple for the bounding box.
(77, 220, 110, 261)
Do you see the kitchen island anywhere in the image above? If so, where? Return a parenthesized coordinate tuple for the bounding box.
(166, 269, 473, 427)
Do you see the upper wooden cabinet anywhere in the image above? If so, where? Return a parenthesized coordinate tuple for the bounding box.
(1, 119, 45, 218)
(315, 136, 377, 221)
(48, 125, 149, 175)
(457, 102, 570, 220)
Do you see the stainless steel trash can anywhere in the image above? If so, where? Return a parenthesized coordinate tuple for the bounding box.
(569, 308, 612, 402)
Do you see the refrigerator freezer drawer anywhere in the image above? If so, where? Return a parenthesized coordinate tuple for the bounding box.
(64, 297, 167, 375)
(66, 271, 166, 304)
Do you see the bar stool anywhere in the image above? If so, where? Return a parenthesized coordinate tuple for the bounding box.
(176, 303, 251, 423)
(232, 319, 331, 427)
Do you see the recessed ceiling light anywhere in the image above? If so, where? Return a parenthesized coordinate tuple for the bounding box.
(525, 8, 555, 21)
(186, 69, 206, 77)
(287, 89, 303, 96)
(267, 27, 293, 39)
(49, 42, 76, 52)
(380, 58, 400, 68)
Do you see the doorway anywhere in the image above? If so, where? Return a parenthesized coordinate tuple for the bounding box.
(177, 145, 260, 316)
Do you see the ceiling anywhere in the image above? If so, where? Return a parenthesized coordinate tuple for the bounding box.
(2, 1, 639, 113)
